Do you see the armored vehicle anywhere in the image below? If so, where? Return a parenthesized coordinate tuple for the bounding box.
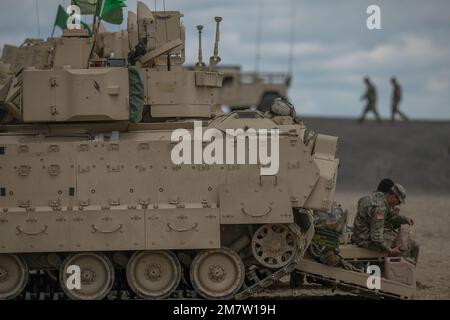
(0, 38, 56, 74)
(203, 65, 290, 112)
(93, 25, 291, 113)
(0, 62, 8, 84)
(184, 65, 291, 113)
(96, 27, 130, 61)
(0, 1, 415, 300)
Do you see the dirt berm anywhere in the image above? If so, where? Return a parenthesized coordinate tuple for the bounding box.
(303, 117, 450, 195)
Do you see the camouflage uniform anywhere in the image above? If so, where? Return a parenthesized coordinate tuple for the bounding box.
(391, 81, 409, 122)
(359, 81, 381, 122)
(351, 192, 399, 251)
(388, 206, 420, 263)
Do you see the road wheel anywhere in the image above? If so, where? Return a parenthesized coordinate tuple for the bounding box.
(190, 248, 244, 299)
(126, 251, 181, 299)
(0, 254, 28, 300)
(59, 252, 115, 300)
(251, 224, 298, 268)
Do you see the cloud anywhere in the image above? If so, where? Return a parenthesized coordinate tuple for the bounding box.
(324, 34, 450, 72)
(0, 0, 449, 119)
(425, 73, 450, 94)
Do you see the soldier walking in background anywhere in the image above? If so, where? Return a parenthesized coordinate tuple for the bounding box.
(359, 77, 381, 123)
(390, 77, 409, 122)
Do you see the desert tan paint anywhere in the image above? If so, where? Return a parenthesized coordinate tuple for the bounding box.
(0, 126, 338, 253)
(0, 3, 338, 254)
(22, 68, 130, 122)
(214, 67, 290, 109)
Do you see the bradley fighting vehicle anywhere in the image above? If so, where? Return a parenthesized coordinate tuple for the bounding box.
(0, 38, 56, 75)
(0, 62, 9, 85)
(79, 22, 291, 113)
(0, 1, 416, 300)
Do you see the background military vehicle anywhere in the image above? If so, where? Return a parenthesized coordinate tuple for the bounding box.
(184, 65, 291, 113)
(95, 25, 130, 61)
(93, 21, 291, 114)
(214, 66, 290, 112)
(0, 38, 56, 74)
(0, 1, 415, 300)
(0, 61, 8, 84)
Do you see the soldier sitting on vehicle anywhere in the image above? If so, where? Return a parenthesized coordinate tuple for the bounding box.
(377, 179, 419, 265)
(351, 181, 419, 264)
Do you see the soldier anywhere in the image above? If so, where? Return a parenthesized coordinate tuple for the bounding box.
(351, 182, 419, 263)
(359, 77, 381, 123)
(390, 77, 409, 122)
(376, 178, 395, 194)
(376, 179, 415, 234)
(378, 179, 419, 265)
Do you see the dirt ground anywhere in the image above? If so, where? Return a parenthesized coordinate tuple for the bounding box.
(335, 191, 450, 299)
(261, 192, 450, 300)
(304, 118, 450, 299)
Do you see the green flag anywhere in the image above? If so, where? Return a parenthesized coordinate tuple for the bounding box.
(71, 0, 97, 14)
(54, 5, 69, 31)
(72, 0, 126, 25)
(53, 5, 92, 36)
(97, 0, 127, 25)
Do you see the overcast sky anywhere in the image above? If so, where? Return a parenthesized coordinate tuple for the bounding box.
(1, 0, 449, 120)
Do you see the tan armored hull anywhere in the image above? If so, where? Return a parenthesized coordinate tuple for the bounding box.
(0, 120, 338, 254)
(0, 0, 416, 301)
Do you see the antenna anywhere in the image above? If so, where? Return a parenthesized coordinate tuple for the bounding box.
(88, 0, 106, 68)
(163, 0, 171, 70)
(209, 17, 222, 71)
(196, 25, 205, 70)
(287, 0, 297, 77)
(35, 0, 41, 38)
(254, 2, 263, 74)
(163, 0, 169, 43)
